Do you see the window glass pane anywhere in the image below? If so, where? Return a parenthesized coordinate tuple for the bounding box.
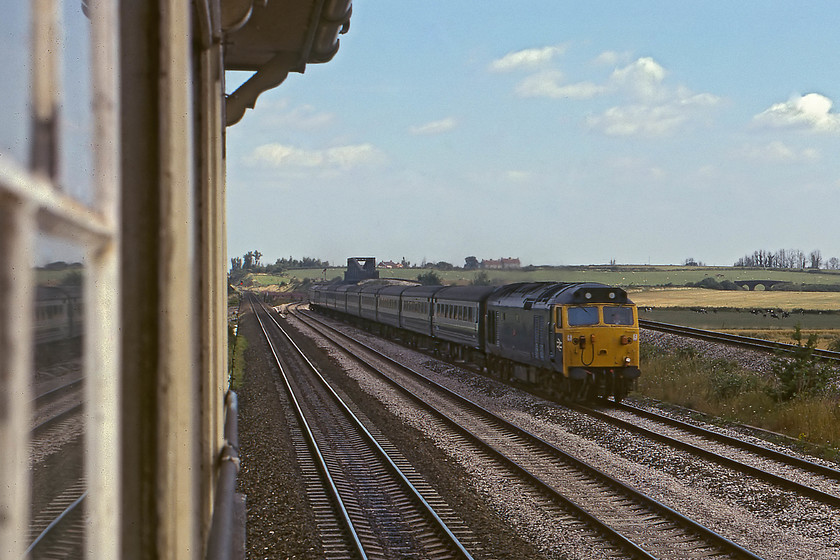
(60, 2, 95, 203)
(30, 235, 87, 556)
(567, 306, 599, 326)
(603, 305, 634, 325)
(0, 4, 30, 162)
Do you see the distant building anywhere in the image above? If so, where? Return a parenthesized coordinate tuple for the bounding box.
(344, 257, 380, 282)
(377, 260, 403, 269)
(481, 257, 521, 270)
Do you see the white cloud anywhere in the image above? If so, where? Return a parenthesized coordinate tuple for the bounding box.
(505, 170, 534, 183)
(753, 93, 840, 133)
(587, 105, 690, 137)
(738, 141, 820, 162)
(409, 117, 457, 135)
(585, 58, 720, 137)
(489, 44, 566, 72)
(515, 70, 606, 99)
(609, 57, 667, 100)
(246, 143, 384, 168)
(494, 52, 720, 137)
(594, 50, 632, 66)
(249, 99, 335, 129)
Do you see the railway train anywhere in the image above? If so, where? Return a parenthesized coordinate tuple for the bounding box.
(309, 280, 641, 402)
(34, 285, 83, 346)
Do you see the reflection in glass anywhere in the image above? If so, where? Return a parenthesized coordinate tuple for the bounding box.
(0, 4, 30, 162)
(60, 2, 95, 203)
(29, 236, 86, 557)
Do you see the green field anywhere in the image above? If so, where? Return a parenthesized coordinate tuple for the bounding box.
(244, 265, 840, 333)
(283, 264, 840, 287)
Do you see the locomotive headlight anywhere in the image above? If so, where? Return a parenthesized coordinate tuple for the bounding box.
(609, 292, 616, 299)
(584, 292, 592, 299)
(624, 357, 631, 365)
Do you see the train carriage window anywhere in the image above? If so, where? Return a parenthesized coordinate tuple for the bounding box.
(567, 306, 599, 326)
(603, 305, 634, 325)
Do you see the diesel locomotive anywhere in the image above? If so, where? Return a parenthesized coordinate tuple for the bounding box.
(309, 281, 641, 402)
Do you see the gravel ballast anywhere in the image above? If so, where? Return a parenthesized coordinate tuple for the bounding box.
(236, 306, 840, 559)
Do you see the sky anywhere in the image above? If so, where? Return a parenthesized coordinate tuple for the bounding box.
(225, 2, 840, 269)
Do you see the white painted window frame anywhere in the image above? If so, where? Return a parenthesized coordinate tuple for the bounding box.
(0, 1, 120, 558)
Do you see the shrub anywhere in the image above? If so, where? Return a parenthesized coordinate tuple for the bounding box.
(470, 271, 492, 286)
(417, 271, 442, 285)
(767, 326, 834, 401)
(707, 360, 757, 400)
(689, 277, 741, 290)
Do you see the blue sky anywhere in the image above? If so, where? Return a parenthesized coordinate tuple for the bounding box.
(226, 2, 840, 268)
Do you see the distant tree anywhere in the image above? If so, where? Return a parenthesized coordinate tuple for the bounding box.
(230, 256, 242, 272)
(826, 257, 840, 270)
(434, 261, 454, 271)
(417, 271, 442, 285)
(270, 256, 329, 270)
(243, 251, 254, 269)
(793, 249, 807, 269)
(735, 248, 814, 269)
(684, 258, 698, 266)
(464, 256, 479, 270)
(470, 271, 491, 286)
(61, 270, 83, 286)
(809, 249, 822, 269)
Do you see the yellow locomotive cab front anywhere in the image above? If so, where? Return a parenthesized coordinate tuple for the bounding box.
(556, 303, 641, 401)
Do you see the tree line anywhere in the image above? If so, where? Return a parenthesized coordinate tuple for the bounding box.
(229, 250, 330, 275)
(733, 249, 839, 270)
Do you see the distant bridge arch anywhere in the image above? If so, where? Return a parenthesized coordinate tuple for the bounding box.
(733, 280, 791, 291)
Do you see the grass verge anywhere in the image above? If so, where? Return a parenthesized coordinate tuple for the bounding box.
(636, 344, 840, 460)
(228, 325, 248, 390)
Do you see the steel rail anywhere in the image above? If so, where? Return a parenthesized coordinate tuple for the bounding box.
(572, 402, 840, 508)
(640, 320, 840, 362)
(31, 402, 83, 436)
(33, 378, 84, 406)
(295, 304, 765, 560)
(24, 491, 87, 558)
(260, 299, 476, 560)
(248, 297, 368, 560)
(616, 402, 840, 480)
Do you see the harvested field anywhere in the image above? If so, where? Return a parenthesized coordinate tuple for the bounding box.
(631, 287, 840, 311)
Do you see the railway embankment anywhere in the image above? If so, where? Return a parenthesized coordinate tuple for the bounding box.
(638, 328, 840, 458)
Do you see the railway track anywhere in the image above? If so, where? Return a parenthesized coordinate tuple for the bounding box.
(572, 401, 840, 508)
(25, 481, 87, 559)
(640, 320, 840, 362)
(249, 296, 477, 559)
(29, 377, 87, 558)
(292, 303, 766, 559)
(31, 378, 84, 436)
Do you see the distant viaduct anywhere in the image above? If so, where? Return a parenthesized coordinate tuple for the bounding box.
(733, 280, 791, 291)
